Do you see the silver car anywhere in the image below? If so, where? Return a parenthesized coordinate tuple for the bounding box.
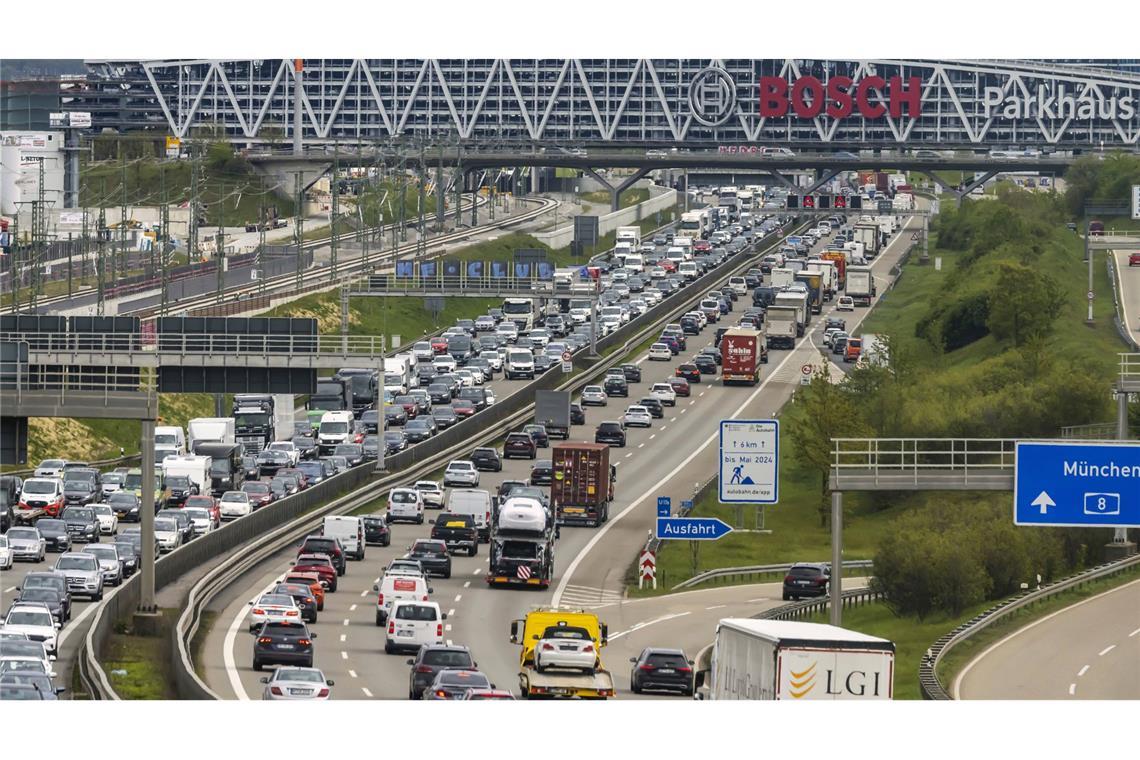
(154, 518, 182, 553)
(443, 461, 480, 488)
(260, 666, 334, 700)
(581, 386, 608, 406)
(84, 544, 123, 587)
(53, 552, 103, 601)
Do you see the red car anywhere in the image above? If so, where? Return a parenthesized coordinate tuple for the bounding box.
(657, 259, 677, 273)
(668, 376, 691, 397)
(431, 336, 449, 354)
(675, 363, 702, 383)
(291, 554, 338, 592)
(451, 399, 476, 418)
(395, 396, 420, 418)
(693, 240, 712, 253)
(185, 495, 220, 527)
(1129, 252, 1140, 267)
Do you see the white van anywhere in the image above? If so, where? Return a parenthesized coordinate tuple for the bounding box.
(373, 574, 432, 626)
(445, 489, 493, 542)
(154, 426, 186, 463)
(384, 600, 446, 654)
(678, 261, 699, 281)
(504, 349, 535, 381)
(318, 411, 355, 454)
(322, 516, 365, 561)
(727, 276, 748, 296)
(387, 487, 425, 524)
(624, 254, 645, 274)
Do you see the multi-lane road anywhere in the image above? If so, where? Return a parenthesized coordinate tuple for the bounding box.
(1113, 248, 1140, 347)
(192, 211, 919, 700)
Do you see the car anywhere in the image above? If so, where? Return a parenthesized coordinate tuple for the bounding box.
(99, 472, 125, 498)
(450, 399, 477, 418)
(407, 644, 477, 700)
(623, 405, 653, 428)
(529, 459, 554, 486)
(831, 333, 849, 356)
(361, 514, 392, 547)
(247, 592, 303, 630)
(1129, 252, 1140, 267)
(619, 363, 642, 383)
(422, 669, 494, 700)
(629, 647, 695, 696)
(182, 507, 215, 537)
(570, 403, 586, 425)
(384, 600, 447, 654)
(6, 527, 45, 563)
(825, 316, 847, 331)
(595, 421, 627, 448)
(153, 517, 183, 553)
(10, 587, 64, 625)
(581, 385, 608, 406)
(603, 375, 629, 398)
(33, 460, 67, 479)
(90, 504, 118, 535)
(431, 406, 460, 430)
(384, 405, 409, 427)
(291, 554, 338, 593)
(638, 396, 665, 419)
(260, 666, 334, 700)
(470, 447, 503, 472)
(35, 519, 70, 553)
(251, 621, 317, 671)
(533, 623, 600, 674)
(0, 637, 55, 675)
(298, 535, 348, 576)
(412, 481, 445, 510)
(783, 563, 831, 600)
(271, 583, 320, 624)
(647, 342, 673, 361)
(668, 377, 691, 397)
(694, 354, 718, 375)
(85, 544, 124, 587)
(53, 551, 104, 601)
(837, 296, 855, 311)
(657, 334, 682, 355)
(504, 432, 538, 460)
(218, 491, 252, 521)
(0, 535, 11, 571)
(675, 363, 702, 383)
(387, 487, 425, 524)
(334, 443, 366, 467)
(443, 460, 480, 488)
(186, 495, 220, 527)
(650, 382, 677, 407)
(0, 604, 59, 656)
(522, 424, 550, 449)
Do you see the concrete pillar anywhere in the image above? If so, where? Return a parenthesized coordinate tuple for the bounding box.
(139, 419, 157, 612)
(829, 490, 843, 627)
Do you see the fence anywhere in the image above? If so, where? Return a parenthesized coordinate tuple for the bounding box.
(755, 587, 885, 621)
(673, 560, 875, 590)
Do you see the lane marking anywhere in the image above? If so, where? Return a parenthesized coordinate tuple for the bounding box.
(349, 669, 358, 678)
(649, 434, 656, 440)
(625, 453, 633, 458)
(660, 426, 667, 431)
(463, 581, 471, 588)
(4, 586, 15, 593)
(638, 443, 645, 449)
(222, 577, 282, 701)
(445, 624, 453, 632)
(670, 417, 677, 422)
(689, 399, 696, 405)
(699, 391, 705, 397)
(1130, 628, 1140, 638)
(1078, 665, 1089, 677)
(359, 590, 368, 597)
(608, 612, 691, 641)
(342, 619, 349, 626)
(705, 605, 726, 610)
(472, 569, 482, 576)
(339, 634, 346, 642)
(454, 594, 462, 602)
(1068, 683, 1076, 696)
(349, 604, 357, 611)
(1098, 644, 1116, 657)
(446, 639, 453, 646)
(362, 687, 373, 697)
(680, 408, 687, 414)
(340, 651, 348, 660)
(614, 462, 621, 467)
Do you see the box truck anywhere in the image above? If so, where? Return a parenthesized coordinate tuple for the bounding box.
(615, 226, 641, 249)
(794, 270, 824, 314)
(773, 290, 810, 335)
(765, 306, 798, 350)
(552, 442, 614, 527)
(769, 267, 795, 289)
(720, 327, 765, 386)
(188, 418, 236, 454)
(846, 265, 875, 307)
(535, 391, 572, 441)
(698, 619, 895, 700)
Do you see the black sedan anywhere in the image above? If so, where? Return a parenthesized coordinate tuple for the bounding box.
(292, 436, 319, 460)
(694, 354, 718, 375)
(470, 447, 503, 472)
(675, 364, 702, 383)
(257, 449, 291, 477)
(384, 431, 408, 453)
(272, 582, 319, 623)
(362, 514, 391, 546)
(108, 492, 141, 522)
(698, 346, 722, 365)
(405, 539, 452, 579)
(639, 397, 665, 419)
(630, 648, 694, 696)
(252, 621, 316, 671)
(362, 435, 380, 460)
(680, 316, 701, 335)
(427, 383, 453, 405)
(570, 403, 586, 425)
(604, 376, 629, 397)
(620, 363, 642, 383)
(825, 316, 847, 331)
(529, 459, 554, 486)
(431, 406, 460, 430)
(422, 669, 493, 700)
(384, 405, 408, 426)
(333, 444, 366, 467)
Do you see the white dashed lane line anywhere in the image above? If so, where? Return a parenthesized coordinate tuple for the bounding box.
(359, 590, 368, 597)
(1078, 665, 1090, 677)
(649, 434, 656, 440)
(625, 453, 632, 458)
(362, 687, 373, 697)
(349, 669, 358, 678)
(1069, 683, 1076, 696)
(340, 651, 348, 660)
(342, 619, 349, 626)
(349, 604, 357, 611)
(448, 608, 455, 617)
(454, 594, 462, 602)
(1099, 645, 1116, 656)
(638, 443, 645, 448)
(472, 569, 482, 576)
(1130, 628, 1140, 637)
(463, 581, 470, 588)
(340, 634, 346, 642)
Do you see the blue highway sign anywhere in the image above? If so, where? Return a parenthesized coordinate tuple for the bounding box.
(1014, 441, 1140, 527)
(657, 496, 671, 518)
(656, 517, 733, 541)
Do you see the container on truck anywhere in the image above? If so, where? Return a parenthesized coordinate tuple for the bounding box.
(794, 269, 824, 314)
(821, 252, 847, 289)
(510, 607, 614, 699)
(188, 418, 236, 454)
(720, 327, 766, 386)
(854, 224, 880, 256)
(535, 391, 572, 441)
(615, 226, 641, 249)
(769, 267, 795, 289)
(551, 443, 614, 527)
(846, 265, 875, 307)
(765, 306, 798, 350)
(697, 619, 894, 700)
(161, 454, 212, 495)
(812, 260, 837, 299)
(773, 290, 810, 335)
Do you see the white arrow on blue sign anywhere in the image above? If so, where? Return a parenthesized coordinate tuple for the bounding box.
(1014, 441, 1140, 527)
(657, 496, 671, 518)
(656, 517, 733, 541)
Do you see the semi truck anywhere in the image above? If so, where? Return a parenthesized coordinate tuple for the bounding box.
(188, 418, 236, 454)
(846, 265, 876, 307)
(309, 377, 353, 414)
(679, 211, 705, 240)
(697, 619, 895, 700)
(551, 442, 614, 526)
(510, 607, 615, 699)
(773, 290, 810, 335)
(765, 306, 798, 350)
(794, 270, 823, 314)
(335, 368, 378, 415)
(821, 252, 847, 289)
(720, 327, 766, 386)
(536, 391, 573, 441)
(503, 297, 537, 331)
(487, 497, 556, 588)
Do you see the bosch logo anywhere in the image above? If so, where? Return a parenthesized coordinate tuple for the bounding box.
(689, 67, 737, 127)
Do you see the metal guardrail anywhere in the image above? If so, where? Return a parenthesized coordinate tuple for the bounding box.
(673, 560, 875, 590)
(755, 587, 885, 621)
(1, 364, 156, 395)
(352, 274, 597, 297)
(0, 330, 388, 359)
(1120, 353, 1140, 384)
(1060, 422, 1120, 439)
(918, 553, 1140, 700)
(830, 437, 1018, 490)
(1105, 257, 1139, 352)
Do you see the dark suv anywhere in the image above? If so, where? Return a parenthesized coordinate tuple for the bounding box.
(595, 421, 627, 448)
(298, 536, 347, 576)
(361, 514, 391, 546)
(782, 563, 830, 601)
(430, 513, 479, 557)
(504, 433, 537, 460)
(252, 621, 316, 671)
(407, 645, 477, 701)
(629, 647, 694, 696)
(405, 539, 452, 579)
(470, 447, 503, 472)
(603, 375, 629, 398)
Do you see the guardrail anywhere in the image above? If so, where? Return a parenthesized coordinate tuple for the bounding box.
(0, 363, 156, 395)
(1060, 422, 1119, 439)
(918, 553, 1140, 700)
(0, 330, 388, 359)
(1120, 352, 1140, 383)
(830, 437, 1018, 490)
(1106, 256, 1139, 351)
(755, 587, 885, 621)
(86, 210, 809, 698)
(673, 560, 875, 590)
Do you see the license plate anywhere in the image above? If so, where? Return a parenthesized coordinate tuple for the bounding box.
(560, 645, 577, 651)
(563, 508, 584, 514)
(797, 580, 809, 586)
(290, 688, 312, 696)
(398, 630, 414, 637)
(276, 643, 295, 650)
(658, 668, 675, 674)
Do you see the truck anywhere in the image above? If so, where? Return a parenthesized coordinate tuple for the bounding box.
(737, 189, 755, 212)
(161, 454, 212, 496)
(503, 297, 536, 331)
(153, 425, 186, 465)
(843, 241, 866, 264)
(794, 269, 824, 314)
(679, 211, 705, 241)
(765, 306, 798, 350)
(233, 403, 276, 454)
(336, 368, 378, 415)
(309, 377, 353, 414)
(718, 187, 739, 220)
(615, 225, 641, 249)
(486, 497, 555, 588)
(188, 418, 235, 454)
(773, 290, 810, 335)
(509, 607, 615, 699)
(821, 251, 847, 289)
(769, 267, 795, 289)
(874, 172, 890, 195)
(812, 259, 837, 300)
(535, 391, 572, 441)
(846, 265, 876, 307)
(697, 619, 895, 700)
(854, 224, 880, 257)
(551, 442, 614, 526)
(720, 327, 766, 385)
(383, 357, 413, 395)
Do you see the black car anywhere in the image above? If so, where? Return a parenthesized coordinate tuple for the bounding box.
(404, 419, 435, 444)
(257, 449, 291, 477)
(639, 397, 665, 419)
(604, 375, 629, 398)
(783, 563, 830, 601)
(296, 460, 329, 486)
(272, 582, 319, 623)
(59, 506, 100, 544)
(570, 403, 586, 425)
(680, 316, 701, 335)
(694, 354, 718, 375)
(36, 519, 71, 552)
(384, 405, 409, 426)
(529, 459, 554, 486)
(21, 572, 72, 621)
(292, 436, 320, 460)
(662, 330, 687, 351)
(241, 455, 260, 480)
(427, 383, 452, 405)
(430, 513, 479, 556)
(470, 447, 503, 472)
(630, 647, 694, 696)
(405, 539, 452, 578)
(252, 621, 317, 670)
(523, 424, 549, 449)
(62, 473, 98, 506)
(698, 346, 722, 365)
(595, 421, 627, 448)
(422, 669, 493, 700)
(458, 387, 488, 411)
(431, 406, 460, 430)
(495, 480, 528, 512)
(12, 587, 66, 626)
(112, 539, 140, 578)
(620, 363, 642, 383)
(361, 514, 391, 547)
(825, 316, 847, 331)
(384, 431, 408, 453)
(504, 433, 537, 460)
(333, 444, 366, 467)
(676, 363, 702, 383)
(713, 327, 730, 348)
(533, 354, 555, 374)
(407, 645, 477, 701)
(361, 435, 380, 460)
(163, 475, 196, 508)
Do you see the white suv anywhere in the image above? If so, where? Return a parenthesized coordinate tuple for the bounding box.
(650, 383, 677, 407)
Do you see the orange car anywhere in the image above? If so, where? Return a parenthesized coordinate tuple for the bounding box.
(844, 338, 863, 364)
(279, 571, 325, 611)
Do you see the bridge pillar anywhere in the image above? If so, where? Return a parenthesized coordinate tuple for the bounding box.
(251, 159, 330, 203)
(830, 490, 843, 627)
(583, 167, 651, 212)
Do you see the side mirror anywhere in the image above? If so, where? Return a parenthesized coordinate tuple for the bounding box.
(532, 634, 540, 640)
(247, 600, 254, 606)
(600, 623, 609, 645)
(259, 677, 269, 684)
(49, 655, 57, 662)
(695, 672, 706, 690)
(428, 586, 434, 594)
(373, 584, 379, 592)
(441, 613, 448, 620)
(629, 657, 637, 664)
(326, 680, 335, 687)
(311, 632, 319, 639)
(406, 659, 415, 666)
(54, 622, 61, 629)
(688, 659, 695, 666)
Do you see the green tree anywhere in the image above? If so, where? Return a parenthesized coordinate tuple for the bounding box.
(986, 262, 1065, 347)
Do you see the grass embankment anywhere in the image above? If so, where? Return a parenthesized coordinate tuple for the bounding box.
(579, 187, 650, 210)
(100, 610, 179, 699)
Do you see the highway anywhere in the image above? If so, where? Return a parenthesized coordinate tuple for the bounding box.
(1112, 248, 1140, 347)
(192, 211, 920, 700)
(954, 578, 1140, 700)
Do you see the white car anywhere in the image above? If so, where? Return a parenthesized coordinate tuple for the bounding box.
(33, 460, 67, 479)
(100, 472, 125, 497)
(581, 386, 608, 406)
(183, 507, 215, 536)
(474, 316, 497, 332)
(432, 355, 458, 374)
(85, 544, 123, 586)
(154, 518, 183, 553)
(5, 527, 45, 563)
(261, 666, 334, 700)
(267, 441, 300, 467)
(479, 350, 503, 371)
(384, 601, 446, 655)
(452, 370, 474, 389)
(247, 593, 302, 630)
(837, 296, 855, 311)
(443, 461, 480, 488)
(1, 605, 59, 655)
(495, 323, 519, 343)
(648, 343, 672, 361)
(532, 624, 600, 674)
(0, 638, 53, 675)
(623, 405, 653, 428)
(528, 329, 551, 349)
(650, 383, 677, 407)
(599, 316, 621, 335)
(91, 504, 118, 535)
(413, 481, 445, 509)
(387, 487, 425, 524)
(0, 536, 12, 570)
(219, 491, 252, 521)
(823, 328, 843, 348)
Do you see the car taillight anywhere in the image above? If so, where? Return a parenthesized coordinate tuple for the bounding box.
(270, 686, 283, 695)
(784, 575, 794, 584)
(258, 637, 272, 644)
(815, 577, 828, 585)
(252, 608, 265, 615)
(415, 665, 433, 674)
(286, 610, 299, 616)
(388, 622, 395, 634)
(298, 638, 312, 647)
(583, 644, 594, 653)
(541, 643, 555, 651)
(422, 595, 428, 601)
(435, 690, 448, 698)
(639, 664, 655, 671)
(376, 593, 384, 605)
(678, 666, 692, 673)
(436, 623, 443, 637)
(318, 688, 329, 698)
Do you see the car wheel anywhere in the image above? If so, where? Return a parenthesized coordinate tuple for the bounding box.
(383, 536, 391, 547)
(330, 580, 338, 592)
(384, 641, 393, 654)
(318, 600, 325, 612)
(444, 569, 451, 579)
(375, 612, 384, 626)
(252, 659, 262, 672)
(782, 592, 790, 601)
(94, 589, 104, 601)
(470, 544, 478, 557)
(417, 514, 424, 525)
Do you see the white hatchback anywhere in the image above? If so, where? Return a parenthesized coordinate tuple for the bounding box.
(219, 491, 252, 521)
(383, 601, 446, 654)
(837, 296, 855, 311)
(623, 405, 653, 428)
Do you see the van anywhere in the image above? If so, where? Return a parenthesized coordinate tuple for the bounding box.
(383, 600, 446, 654)
(154, 426, 186, 462)
(318, 411, 355, 454)
(504, 349, 535, 381)
(445, 488, 493, 542)
(678, 261, 699, 281)
(624, 254, 645, 274)
(373, 574, 432, 626)
(727, 276, 748, 296)
(322, 516, 365, 561)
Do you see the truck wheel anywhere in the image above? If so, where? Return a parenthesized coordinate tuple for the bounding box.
(469, 544, 478, 557)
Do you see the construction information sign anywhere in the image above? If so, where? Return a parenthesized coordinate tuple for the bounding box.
(719, 419, 779, 504)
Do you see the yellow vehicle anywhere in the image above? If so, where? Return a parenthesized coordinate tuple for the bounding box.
(510, 606, 615, 699)
(124, 468, 170, 508)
